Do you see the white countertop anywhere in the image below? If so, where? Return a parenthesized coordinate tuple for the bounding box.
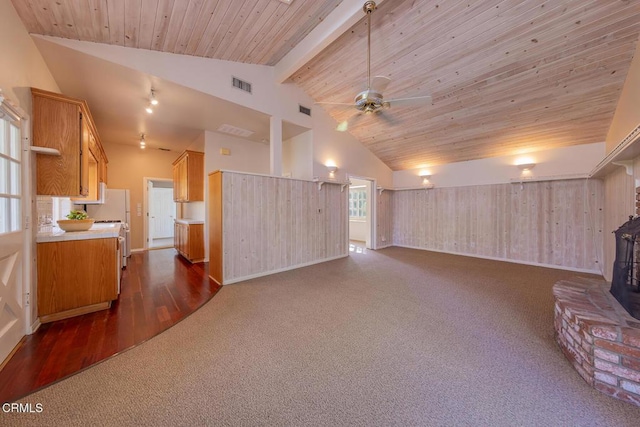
(37, 223, 122, 243)
(175, 219, 204, 225)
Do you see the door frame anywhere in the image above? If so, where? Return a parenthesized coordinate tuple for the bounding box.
(142, 177, 174, 250)
(0, 90, 35, 365)
(346, 174, 377, 250)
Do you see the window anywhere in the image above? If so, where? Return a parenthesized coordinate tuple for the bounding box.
(0, 100, 22, 234)
(349, 186, 367, 220)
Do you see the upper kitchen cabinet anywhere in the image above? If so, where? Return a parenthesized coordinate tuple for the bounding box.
(31, 88, 108, 199)
(172, 150, 204, 202)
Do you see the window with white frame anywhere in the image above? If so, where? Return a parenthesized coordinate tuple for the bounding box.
(349, 186, 367, 220)
(0, 100, 22, 234)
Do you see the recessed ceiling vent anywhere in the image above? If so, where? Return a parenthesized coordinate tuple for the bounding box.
(217, 124, 254, 138)
(158, 147, 171, 151)
(299, 105, 311, 116)
(232, 77, 252, 94)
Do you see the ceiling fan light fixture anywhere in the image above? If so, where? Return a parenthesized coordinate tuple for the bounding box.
(145, 104, 153, 114)
(363, 1, 377, 14)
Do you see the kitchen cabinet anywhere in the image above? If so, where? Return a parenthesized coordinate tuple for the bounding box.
(172, 150, 204, 202)
(31, 88, 108, 199)
(174, 221, 204, 263)
(37, 237, 119, 323)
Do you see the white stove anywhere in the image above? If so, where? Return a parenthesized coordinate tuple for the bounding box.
(93, 219, 130, 268)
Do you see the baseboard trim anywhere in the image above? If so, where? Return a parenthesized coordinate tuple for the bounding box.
(392, 244, 601, 275)
(0, 336, 26, 372)
(29, 318, 41, 334)
(224, 253, 349, 285)
(374, 243, 393, 250)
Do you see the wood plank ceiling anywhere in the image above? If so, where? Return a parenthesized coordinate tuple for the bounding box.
(11, 0, 640, 170)
(11, 0, 343, 65)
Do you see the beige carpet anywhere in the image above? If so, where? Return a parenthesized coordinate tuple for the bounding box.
(5, 247, 640, 426)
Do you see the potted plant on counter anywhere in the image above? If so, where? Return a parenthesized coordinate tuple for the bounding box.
(57, 210, 95, 232)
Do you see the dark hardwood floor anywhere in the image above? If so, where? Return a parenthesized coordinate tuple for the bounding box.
(0, 249, 221, 403)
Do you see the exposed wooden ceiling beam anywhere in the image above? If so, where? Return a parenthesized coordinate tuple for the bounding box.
(274, 0, 386, 83)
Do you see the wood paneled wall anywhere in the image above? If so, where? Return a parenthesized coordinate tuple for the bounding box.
(376, 189, 393, 249)
(221, 172, 348, 284)
(602, 166, 636, 281)
(391, 180, 604, 272)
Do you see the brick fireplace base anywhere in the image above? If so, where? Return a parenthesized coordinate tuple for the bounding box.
(553, 278, 640, 406)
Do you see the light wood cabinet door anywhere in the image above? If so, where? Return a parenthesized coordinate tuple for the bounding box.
(33, 96, 83, 196)
(172, 151, 204, 202)
(174, 222, 204, 263)
(32, 88, 108, 197)
(37, 238, 118, 322)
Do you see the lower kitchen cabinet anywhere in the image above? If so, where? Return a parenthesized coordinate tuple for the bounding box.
(174, 222, 204, 263)
(37, 237, 119, 323)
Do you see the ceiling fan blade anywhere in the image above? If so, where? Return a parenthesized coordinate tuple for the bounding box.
(315, 101, 355, 106)
(386, 95, 432, 107)
(376, 110, 400, 126)
(370, 76, 391, 93)
(336, 112, 364, 132)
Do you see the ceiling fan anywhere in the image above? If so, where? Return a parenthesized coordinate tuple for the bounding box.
(316, 1, 432, 131)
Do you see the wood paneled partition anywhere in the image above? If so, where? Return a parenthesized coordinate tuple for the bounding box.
(209, 171, 348, 285)
(376, 189, 393, 249)
(391, 179, 604, 272)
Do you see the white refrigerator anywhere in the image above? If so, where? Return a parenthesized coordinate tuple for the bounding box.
(86, 189, 131, 258)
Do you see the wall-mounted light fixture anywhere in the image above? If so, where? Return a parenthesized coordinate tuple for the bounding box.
(140, 134, 146, 149)
(517, 162, 536, 172)
(327, 164, 338, 179)
(419, 170, 433, 186)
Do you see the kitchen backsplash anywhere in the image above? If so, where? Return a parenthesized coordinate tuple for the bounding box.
(37, 196, 72, 233)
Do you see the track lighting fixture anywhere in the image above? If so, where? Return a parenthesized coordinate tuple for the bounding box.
(150, 89, 158, 106)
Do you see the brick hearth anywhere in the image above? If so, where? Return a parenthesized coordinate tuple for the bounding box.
(553, 278, 640, 406)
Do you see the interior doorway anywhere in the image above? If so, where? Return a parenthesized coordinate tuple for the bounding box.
(144, 178, 175, 250)
(347, 176, 376, 252)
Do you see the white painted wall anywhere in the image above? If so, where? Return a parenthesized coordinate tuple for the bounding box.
(606, 41, 640, 153)
(185, 131, 205, 152)
(205, 131, 270, 174)
(349, 221, 367, 242)
(348, 178, 372, 243)
(283, 130, 313, 180)
(32, 36, 395, 187)
(393, 142, 606, 189)
(0, 3, 59, 110)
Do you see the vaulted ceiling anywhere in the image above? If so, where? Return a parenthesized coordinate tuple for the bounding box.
(11, 0, 640, 170)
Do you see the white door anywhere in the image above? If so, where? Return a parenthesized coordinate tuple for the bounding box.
(0, 94, 27, 364)
(150, 186, 175, 239)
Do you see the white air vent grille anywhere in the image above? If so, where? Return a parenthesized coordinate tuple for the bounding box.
(217, 124, 254, 138)
(232, 77, 252, 93)
(299, 105, 311, 116)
